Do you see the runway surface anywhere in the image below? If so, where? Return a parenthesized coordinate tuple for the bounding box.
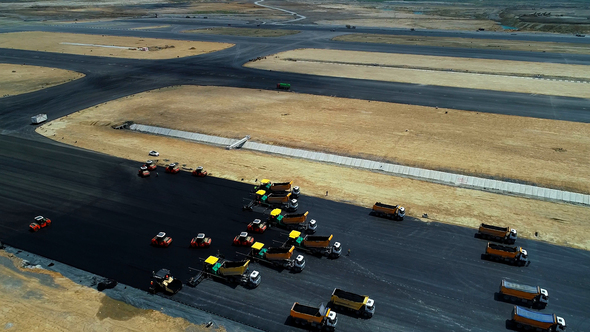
(1, 135, 589, 332)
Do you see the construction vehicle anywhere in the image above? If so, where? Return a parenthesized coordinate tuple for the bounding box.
(31, 114, 47, 124)
(482, 242, 527, 266)
(256, 179, 300, 198)
(192, 166, 207, 177)
(165, 163, 180, 174)
(144, 160, 157, 171)
(149, 268, 182, 294)
(269, 209, 317, 233)
(138, 166, 150, 177)
(277, 83, 291, 90)
(499, 279, 548, 308)
(188, 256, 261, 288)
(248, 242, 305, 272)
(477, 223, 517, 244)
(190, 233, 212, 248)
(511, 306, 566, 332)
(233, 232, 255, 246)
(243, 190, 298, 212)
(329, 288, 375, 318)
(247, 219, 268, 233)
(371, 202, 405, 220)
(285, 230, 341, 258)
(151, 232, 172, 247)
(290, 302, 337, 331)
(29, 216, 51, 232)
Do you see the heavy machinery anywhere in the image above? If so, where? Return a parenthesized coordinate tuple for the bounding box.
(247, 219, 268, 233)
(138, 166, 150, 177)
(499, 279, 548, 308)
(233, 232, 255, 246)
(190, 233, 212, 248)
(511, 306, 566, 331)
(269, 209, 317, 233)
(290, 302, 337, 331)
(165, 163, 180, 174)
(248, 242, 305, 272)
(285, 230, 341, 258)
(149, 268, 182, 294)
(371, 202, 405, 220)
(477, 223, 517, 244)
(243, 190, 298, 211)
(151, 232, 172, 247)
(29, 216, 51, 232)
(329, 288, 375, 318)
(188, 256, 260, 288)
(277, 83, 291, 90)
(144, 160, 157, 171)
(482, 242, 528, 266)
(255, 179, 300, 198)
(192, 166, 207, 177)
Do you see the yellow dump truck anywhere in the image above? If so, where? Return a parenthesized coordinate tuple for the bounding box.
(511, 306, 565, 332)
(329, 288, 375, 318)
(371, 202, 405, 220)
(286, 230, 342, 258)
(188, 256, 261, 288)
(269, 209, 317, 233)
(483, 243, 528, 266)
(248, 242, 305, 272)
(500, 279, 548, 308)
(243, 190, 298, 211)
(290, 302, 337, 331)
(257, 179, 300, 198)
(477, 223, 517, 244)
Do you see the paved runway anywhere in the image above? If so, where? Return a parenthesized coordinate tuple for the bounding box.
(1, 135, 589, 332)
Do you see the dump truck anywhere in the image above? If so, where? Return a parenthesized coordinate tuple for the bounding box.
(188, 256, 261, 288)
(478, 223, 517, 244)
(286, 230, 341, 258)
(269, 209, 317, 233)
(290, 302, 337, 331)
(500, 280, 548, 308)
(330, 288, 375, 318)
(248, 242, 305, 272)
(243, 190, 298, 212)
(371, 202, 405, 220)
(149, 268, 182, 294)
(511, 306, 566, 332)
(277, 83, 291, 90)
(256, 179, 300, 198)
(482, 242, 528, 266)
(31, 114, 47, 124)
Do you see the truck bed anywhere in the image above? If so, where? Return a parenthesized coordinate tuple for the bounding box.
(503, 280, 538, 294)
(303, 235, 332, 248)
(374, 202, 397, 209)
(489, 243, 518, 252)
(333, 288, 365, 303)
(481, 223, 509, 232)
(514, 306, 554, 323)
(293, 303, 321, 316)
(219, 260, 249, 275)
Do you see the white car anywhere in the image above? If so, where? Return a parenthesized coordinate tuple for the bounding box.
(149, 151, 159, 157)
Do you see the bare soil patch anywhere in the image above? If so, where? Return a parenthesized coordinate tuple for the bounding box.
(0, 251, 224, 332)
(0, 32, 233, 60)
(245, 49, 590, 99)
(184, 27, 300, 38)
(333, 34, 590, 55)
(36, 105, 590, 251)
(0, 64, 84, 98)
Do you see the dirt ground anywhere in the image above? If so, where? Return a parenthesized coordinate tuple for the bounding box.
(0, 32, 233, 60)
(245, 49, 590, 99)
(36, 85, 590, 250)
(0, 64, 84, 98)
(333, 34, 590, 55)
(0, 250, 223, 332)
(184, 27, 300, 38)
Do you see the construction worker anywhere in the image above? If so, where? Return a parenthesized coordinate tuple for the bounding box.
(347, 249, 351, 256)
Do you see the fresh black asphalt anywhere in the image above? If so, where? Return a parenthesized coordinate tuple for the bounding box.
(1, 135, 589, 332)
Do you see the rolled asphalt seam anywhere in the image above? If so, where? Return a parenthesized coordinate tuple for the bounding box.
(129, 123, 590, 207)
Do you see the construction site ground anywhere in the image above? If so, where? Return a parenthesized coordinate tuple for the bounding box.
(0, 64, 84, 98)
(0, 32, 234, 60)
(0, 250, 224, 332)
(184, 27, 300, 38)
(36, 85, 590, 251)
(333, 34, 590, 55)
(245, 49, 590, 99)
